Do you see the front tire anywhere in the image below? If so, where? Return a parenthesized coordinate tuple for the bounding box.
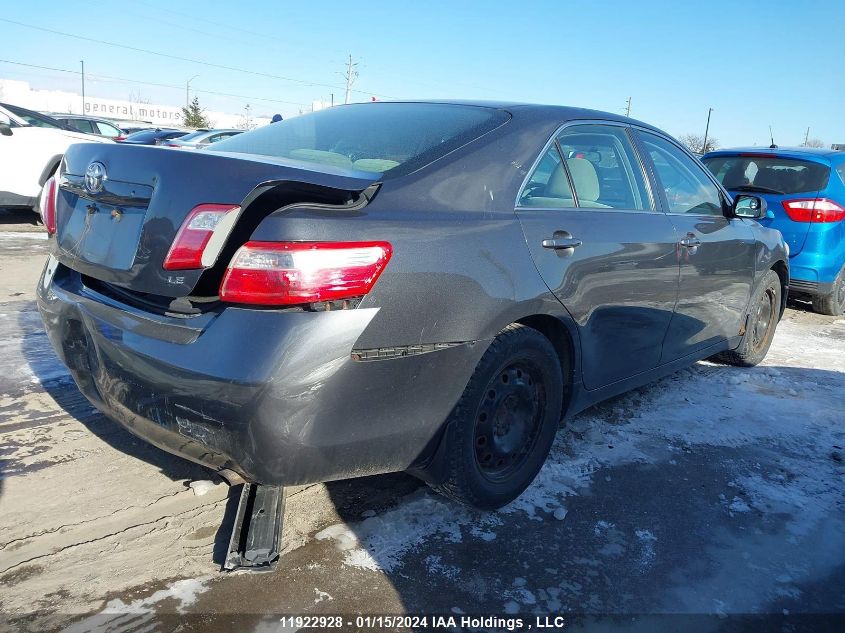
(429, 324, 564, 510)
(712, 269, 781, 367)
(812, 266, 845, 316)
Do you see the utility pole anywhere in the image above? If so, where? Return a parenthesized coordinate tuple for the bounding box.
(343, 55, 358, 105)
(80, 60, 85, 114)
(702, 107, 714, 154)
(624, 96, 631, 118)
(186, 74, 199, 108)
(804, 127, 810, 146)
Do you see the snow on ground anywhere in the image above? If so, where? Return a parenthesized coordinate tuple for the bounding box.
(314, 314, 845, 609)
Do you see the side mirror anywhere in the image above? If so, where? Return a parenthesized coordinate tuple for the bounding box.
(0, 123, 13, 137)
(733, 194, 767, 220)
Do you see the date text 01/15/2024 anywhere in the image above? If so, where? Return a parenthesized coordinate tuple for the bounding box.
(275, 615, 568, 630)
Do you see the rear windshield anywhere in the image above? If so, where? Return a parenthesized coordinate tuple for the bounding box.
(703, 155, 829, 195)
(177, 130, 210, 141)
(209, 102, 510, 178)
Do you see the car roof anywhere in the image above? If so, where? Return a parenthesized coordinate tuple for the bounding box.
(52, 114, 119, 123)
(703, 146, 843, 160)
(353, 100, 663, 133)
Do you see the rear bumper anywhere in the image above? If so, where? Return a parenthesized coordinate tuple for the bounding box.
(789, 278, 834, 296)
(37, 262, 484, 485)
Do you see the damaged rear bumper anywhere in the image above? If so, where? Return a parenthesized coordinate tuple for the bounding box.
(36, 261, 483, 485)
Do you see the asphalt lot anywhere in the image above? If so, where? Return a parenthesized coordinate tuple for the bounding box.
(1, 208, 844, 633)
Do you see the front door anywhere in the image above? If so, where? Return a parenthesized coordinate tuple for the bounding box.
(634, 130, 756, 361)
(515, 123, 679, 390)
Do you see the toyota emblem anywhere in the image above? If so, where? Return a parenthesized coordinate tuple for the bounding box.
(84, 161, 107, 194)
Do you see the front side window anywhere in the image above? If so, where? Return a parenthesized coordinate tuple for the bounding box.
(95, 121, 122, 137)
(703, 154, 830, 195)
(639, 132, 723, 216)
(557, 124, 652, 210)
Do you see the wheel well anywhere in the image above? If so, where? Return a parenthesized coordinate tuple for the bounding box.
(771, 260, 788, 317)
(515, 314, 575, 420)
(38, 155, 62, 186)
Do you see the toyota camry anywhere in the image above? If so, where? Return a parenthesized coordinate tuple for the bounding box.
(37, 101, 788, 510)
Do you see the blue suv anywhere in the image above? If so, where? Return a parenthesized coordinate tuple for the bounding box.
(703, 147, 845, 315)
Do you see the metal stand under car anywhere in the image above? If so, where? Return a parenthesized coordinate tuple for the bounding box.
(224, 483, 286, 571)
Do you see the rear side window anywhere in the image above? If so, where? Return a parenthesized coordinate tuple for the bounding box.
(703, 155, 830, 195)
(838, 163, 845, 186)
(519, 147, 575, 207)
(210, 103, 510, 177)
(639, 132, 723, 216)
(557, 124, 652, 210)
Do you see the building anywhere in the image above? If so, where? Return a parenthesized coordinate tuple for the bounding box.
(0, 79, 271, 128)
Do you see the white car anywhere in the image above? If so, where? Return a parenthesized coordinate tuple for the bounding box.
(0, 104, 112, 211)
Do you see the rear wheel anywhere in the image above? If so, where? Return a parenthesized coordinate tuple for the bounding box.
(812, 266, 845, 316)
(712, 269, 781, 367)
(429, 324, 563, 510)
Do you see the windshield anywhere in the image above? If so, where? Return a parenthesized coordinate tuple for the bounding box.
(210, 102, 510, 177)
(703, 155, 830, 195)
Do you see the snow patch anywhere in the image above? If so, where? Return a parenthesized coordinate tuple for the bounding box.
(61, 577, 209, 633)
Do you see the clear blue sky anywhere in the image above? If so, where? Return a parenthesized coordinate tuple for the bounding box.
(1, 0, 842, 146)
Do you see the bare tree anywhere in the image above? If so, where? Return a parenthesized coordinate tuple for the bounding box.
(804, 138, 825, 148)
(679, 134, 719, 154)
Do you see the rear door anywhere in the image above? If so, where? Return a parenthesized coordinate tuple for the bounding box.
(635, 130, 756, 361)
(515, 122, 679, 390)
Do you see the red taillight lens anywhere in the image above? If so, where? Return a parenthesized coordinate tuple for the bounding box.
(163, 204, 241, 270)
(40, 176, 59, 235)
(114, 135, 127, 141)
(220, 241, 393, 306)
(782, 198, 845, 223)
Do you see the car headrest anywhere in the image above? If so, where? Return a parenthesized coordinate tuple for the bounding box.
(546, 164, 573, 199)
(566, 158, 600, 201)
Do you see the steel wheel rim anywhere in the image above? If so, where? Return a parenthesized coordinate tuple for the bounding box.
(473, 362, 544, 483)
(751, 287, 776, 352)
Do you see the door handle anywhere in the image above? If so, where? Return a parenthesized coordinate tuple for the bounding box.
(679, 236, 701, 248)
(542, 237, 582, 250)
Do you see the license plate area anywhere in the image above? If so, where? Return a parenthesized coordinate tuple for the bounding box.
(61, 199, 146, 271)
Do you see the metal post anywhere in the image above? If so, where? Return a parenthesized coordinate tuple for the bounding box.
(702, 107, 713, 154)
(186, 75, 199, 109)
(80, 60, 85, 114)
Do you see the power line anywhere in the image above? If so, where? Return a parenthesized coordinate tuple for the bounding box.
(0, 59, 310, 107)
(0, 17, 397, 100)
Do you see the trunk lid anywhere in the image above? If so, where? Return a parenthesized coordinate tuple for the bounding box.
(53, 143, 380, 298)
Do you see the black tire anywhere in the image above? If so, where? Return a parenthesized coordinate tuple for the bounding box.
(429, 323, 564, 510)
(712, 269, 781, 367)
(811, 265, 845, 316)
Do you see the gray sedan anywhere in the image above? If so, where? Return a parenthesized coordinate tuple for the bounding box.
(37, 101, 787, 512)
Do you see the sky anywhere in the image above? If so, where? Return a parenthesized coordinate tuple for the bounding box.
(0, 0, 842, 147)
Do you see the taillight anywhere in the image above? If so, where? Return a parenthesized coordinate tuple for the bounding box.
(782, 198, 845, 223)
(114, 135, 127, 142)
(40, 176, 59, 235)
(163, 204, 241, 270)
(219, 241, 392, 306)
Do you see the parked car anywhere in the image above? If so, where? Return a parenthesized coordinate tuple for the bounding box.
(37, 102, 787, 510)
(161, 128, 243, 148)
(0, 104, 110, 211)
(0, 102, 75, 131)
(703, 147, 845, 315)
(50, 114, 124, 139)
(117, 128, 189, 146)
